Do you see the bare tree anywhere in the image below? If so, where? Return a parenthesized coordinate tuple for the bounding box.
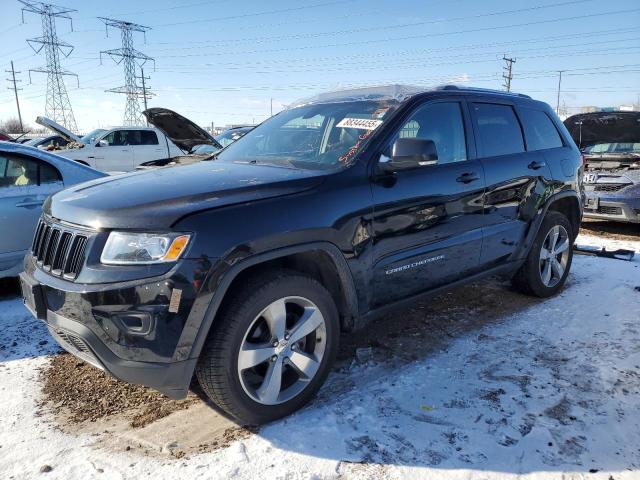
(0, 117, 25, 134)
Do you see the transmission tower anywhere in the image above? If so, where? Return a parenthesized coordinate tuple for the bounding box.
(502, 55, 516, 92)
(20, 1, 78, 131)
(99, 18, 154, 126)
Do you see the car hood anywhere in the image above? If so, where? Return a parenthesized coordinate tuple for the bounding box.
(35, 116, 82, 144)
(564, 112, 640, 149)
(143, 107, 223, 152)
(44, 161, 326, 229)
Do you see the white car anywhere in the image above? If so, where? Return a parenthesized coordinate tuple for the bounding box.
(36, 117, 183, 173)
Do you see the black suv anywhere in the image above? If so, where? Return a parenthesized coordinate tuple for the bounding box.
(20, 85, 583, 424)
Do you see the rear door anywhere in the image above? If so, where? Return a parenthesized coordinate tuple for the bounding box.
(128, 130, 167, 167)
(370, 99, 485, 307)
(470, 101, 553, 267)
(0, 153, 64, 271)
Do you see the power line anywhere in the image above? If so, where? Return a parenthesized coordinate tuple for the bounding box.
(99, 17, 154, 126)
(5, 60, 24, 132)
(20, 0, 78, 131)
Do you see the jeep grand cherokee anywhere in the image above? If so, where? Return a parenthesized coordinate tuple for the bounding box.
(20, 85, 583, 424)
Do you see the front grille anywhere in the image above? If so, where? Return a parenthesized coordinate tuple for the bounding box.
(593, 183, 629, 193)
(598, 206, 623, 215)
(31, 218, 89, 279)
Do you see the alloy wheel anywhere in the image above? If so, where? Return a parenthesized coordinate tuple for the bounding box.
(539, 224, 571, 288)
(237, 296, 327, 405)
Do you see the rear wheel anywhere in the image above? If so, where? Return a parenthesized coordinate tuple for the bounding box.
(512, 211, 574, 297)
(196, 270, 339, 424)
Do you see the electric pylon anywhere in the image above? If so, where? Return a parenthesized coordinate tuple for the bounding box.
(20, 1, 78, 131)
(99, 18, 154, 126)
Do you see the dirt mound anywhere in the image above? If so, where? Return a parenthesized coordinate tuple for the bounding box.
(39, 353, 199, 427)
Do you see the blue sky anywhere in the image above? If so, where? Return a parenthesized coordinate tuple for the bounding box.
(0, 0, 639, 132)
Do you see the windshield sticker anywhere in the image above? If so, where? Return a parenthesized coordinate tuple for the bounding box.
(339, 130, 374, 164)
(372, 108, 390, 119)
(336, 117, 383, 130)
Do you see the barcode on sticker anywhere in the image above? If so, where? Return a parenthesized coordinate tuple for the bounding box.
(336, 118, 383, 130)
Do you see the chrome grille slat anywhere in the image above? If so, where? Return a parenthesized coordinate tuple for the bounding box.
(30, 218, 89, 280)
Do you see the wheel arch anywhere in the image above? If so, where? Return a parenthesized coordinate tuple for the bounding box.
(189, 242, 359, 363)
(515, 190, 582, 260)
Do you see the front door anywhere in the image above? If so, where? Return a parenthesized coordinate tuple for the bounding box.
(94, 129, 135, 172)
(0, 153, 63, 272)
(370, 100, 485, 308)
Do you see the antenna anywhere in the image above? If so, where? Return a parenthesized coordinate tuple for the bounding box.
(20, 1, 78, 131)
(99, 17, 155, 126)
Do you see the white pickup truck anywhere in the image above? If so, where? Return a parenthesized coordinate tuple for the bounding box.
(36, 117, 184, 173)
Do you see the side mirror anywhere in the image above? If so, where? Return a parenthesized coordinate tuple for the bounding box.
(379, 138, 438, 173)
(97, 139, 109, 147)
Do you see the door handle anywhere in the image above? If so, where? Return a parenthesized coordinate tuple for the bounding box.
(16, 200, 43, 208)
(528, 160, 547, 170)
(456, 172, 480, 183)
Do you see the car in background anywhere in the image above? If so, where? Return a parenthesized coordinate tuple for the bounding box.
(0, 141, 106, 279)
(36, 116, 183, 173)
(564, 111, 640, 223)
(0, 133, 13, 142)
(24, 135, 70, 150)
(137, 109, 252, 169)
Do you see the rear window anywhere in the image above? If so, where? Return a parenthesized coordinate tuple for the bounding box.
(519, 108, 563, 151)
(472, 103, 525, 157)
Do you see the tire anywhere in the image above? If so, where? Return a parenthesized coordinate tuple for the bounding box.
(512, 211, 574, 298)
(196, 269, 339, 425)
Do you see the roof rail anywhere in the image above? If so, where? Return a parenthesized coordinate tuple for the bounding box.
(435, 85, 531, 99)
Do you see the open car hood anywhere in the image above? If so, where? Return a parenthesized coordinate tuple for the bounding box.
(143, 107, 222, 152)
(35, 116, 82, 144)
(564, 112, 640, 150)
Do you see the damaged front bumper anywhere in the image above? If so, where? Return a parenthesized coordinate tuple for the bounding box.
(19, 255, 207, 399)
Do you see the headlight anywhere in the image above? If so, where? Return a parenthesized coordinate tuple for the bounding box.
(101, 232, 191, 265)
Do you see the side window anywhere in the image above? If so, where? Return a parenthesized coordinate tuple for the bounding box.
(0, 155, 38, 187)
(392, 102, 467, 164)
(39, 161, 62, 184)
(140, 130, 159, 145)
(102, 130, 129, 146)
(472, 103, 524, 157)
(518, 108, 563, 151)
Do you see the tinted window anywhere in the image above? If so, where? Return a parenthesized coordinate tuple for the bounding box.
(393, 102, 467, 164)
(473, 103, 524, 157)
(136, 130, 159, 145)
(39, 161, 62, 184)
(519, 108, 563, 151)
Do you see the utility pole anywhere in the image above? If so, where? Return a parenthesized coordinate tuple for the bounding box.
(502, 56, 516, 92)
(20, 1, 78, 131)
(99, 17, 154, 126)
(270, 98, 273, 116)
(138, 67, 152, 125)
(6, 61, 24, 133)
(556, 70, 565, 115)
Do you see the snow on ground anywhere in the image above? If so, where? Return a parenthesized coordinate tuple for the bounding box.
(1, 234, 639, 480)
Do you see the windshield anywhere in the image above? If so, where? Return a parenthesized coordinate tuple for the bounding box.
(215, 100, 397, 170)
(24, 138, 41, 146)
(214, 128, 250, 148)
(583, 142, 640, 154)
(192, 144, 219, 155)
(80, 128, 107, 145)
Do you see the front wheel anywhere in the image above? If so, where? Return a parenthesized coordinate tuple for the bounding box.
(512, 211, 574, 297)
(196, 270, 339, 424)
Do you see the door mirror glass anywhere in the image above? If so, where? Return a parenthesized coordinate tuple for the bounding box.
(380, 138, 438, 172)
(97, 139, 109, 147)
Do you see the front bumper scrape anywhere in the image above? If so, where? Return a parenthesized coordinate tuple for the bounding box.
(47, 309, 196, 399)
